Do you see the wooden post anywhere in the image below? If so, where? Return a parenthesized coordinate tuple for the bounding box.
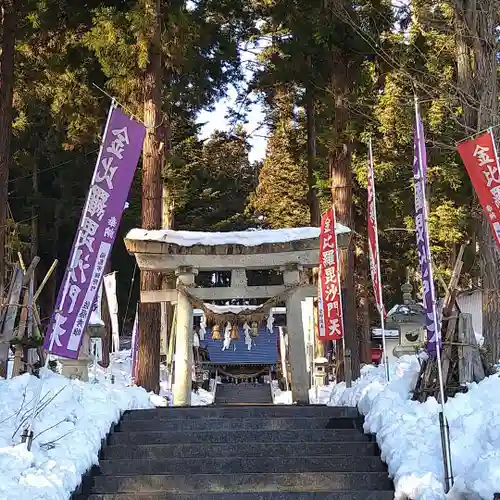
(11, 284, 30, 377)
(0, 266, 17, 330)
(0, 266, 24, 378)
(459, 312, 485, 382)
(33, 259, 58, 303)
(458, 313, 474, 385)
(438, 244, 466, 400)
(11, 258, 40, 377)
(32, 259, 58, 338)
(345, 347, 352, 388)
(26, 275, 37, 372)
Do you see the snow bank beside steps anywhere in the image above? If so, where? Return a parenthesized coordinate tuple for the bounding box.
(0, 369, 153, 500)
(329, 355, 500, 500)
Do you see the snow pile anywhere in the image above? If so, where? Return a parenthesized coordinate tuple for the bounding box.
(0, 368, 153, 500)
(0, 349, 213, 499)
(272, 381, 333, 405)
(155, 383, 214, 407)
(272, 384, 292, 405)
(93, 349, 215, 407)
(191, 388, 215, 406)
(126, 225, 349, 247)
(328, 356, 500, 500)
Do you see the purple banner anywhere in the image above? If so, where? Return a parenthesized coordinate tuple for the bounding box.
(416, 110, 427, 184)
(413, 102, 440, 356)
(44, 105, 146, 359)
(131, 306, 139, 383)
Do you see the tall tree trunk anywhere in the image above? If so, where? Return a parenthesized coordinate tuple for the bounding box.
(305, 59, 320, 227)
(137, 0, 163, 393)
(160, 181, 174, 361)
(330, 142, 359, 380)
(455, 0, 500, 362)
(305, 65, 323, 359)
(45, 199, 62, 321)
(31, 159, 38, 263)
(0, 0, 16, 297)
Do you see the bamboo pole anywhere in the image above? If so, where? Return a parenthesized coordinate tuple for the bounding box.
(33, 260, 58, 303)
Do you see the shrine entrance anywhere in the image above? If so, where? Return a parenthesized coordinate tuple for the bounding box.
(125, 226, 349, 406)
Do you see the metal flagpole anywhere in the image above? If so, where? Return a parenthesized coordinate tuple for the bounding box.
(24, 99, 117, 450)
(414, 95, 454, 490)
(368, 138, 390, 383)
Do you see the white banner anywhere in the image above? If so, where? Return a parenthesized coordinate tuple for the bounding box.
(279, 326, 289, 389)
(90, 337, 103, 362)
(103, 272, 120, 352)
(131, 306, 139, 383)
(89, 282, 104, 327)
(301, 297, 315, 373)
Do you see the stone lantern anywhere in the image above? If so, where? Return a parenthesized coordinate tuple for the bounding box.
(313, 357, 329, 386)
(389, 278, 427, 358)
(59, 294, 106, 382)
(59, 330, 92, 381)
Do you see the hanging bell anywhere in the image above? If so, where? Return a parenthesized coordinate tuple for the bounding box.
(230, 324, 240, 340)
(212, 324, 221, 340)
(251, 321, 259, 337)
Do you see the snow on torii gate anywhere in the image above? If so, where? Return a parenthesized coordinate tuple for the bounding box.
(124, 226, 350, 406)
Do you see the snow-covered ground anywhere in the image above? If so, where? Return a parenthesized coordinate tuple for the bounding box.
(272, 381, 333, 405)
(0, 350, 213, 500)
(94, 349, 214, 407)
(0, 367, 152, 500)
(275, 356, 500, 499)
(4, 348, 499, 500)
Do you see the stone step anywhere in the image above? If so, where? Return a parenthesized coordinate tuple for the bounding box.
(102, 441, 379, 460)
(215, 384, 273, 404)
(82, 492, 395, 500)
(91, 472, 393, 494)
(98, 456, 387, 475)
(109, 429, 369, 445)
(119, 416, 362, 432)
(121, 406, 360, 420)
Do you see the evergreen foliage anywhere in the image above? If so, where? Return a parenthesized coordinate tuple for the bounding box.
(2, 0, 499, 374)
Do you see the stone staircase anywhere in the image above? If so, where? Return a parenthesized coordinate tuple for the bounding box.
(215, 383, 273, 404)
(75, 405, 394, 499)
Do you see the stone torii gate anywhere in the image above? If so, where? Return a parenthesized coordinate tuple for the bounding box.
(124, 226, 350, 406)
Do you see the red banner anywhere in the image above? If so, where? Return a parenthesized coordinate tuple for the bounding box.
(317, 208, 344, 341)
(457, 130, 500, 248)
(367, 149, 384, 315)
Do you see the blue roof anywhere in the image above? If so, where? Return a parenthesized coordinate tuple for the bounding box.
(201, 327, 278, 365)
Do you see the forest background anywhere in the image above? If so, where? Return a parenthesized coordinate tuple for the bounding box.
(1, 0, 497, 389)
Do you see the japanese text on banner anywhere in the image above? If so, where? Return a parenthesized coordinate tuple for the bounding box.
(44, 107, 146, 359)
(413, 117, 440, 356)
(317, 209, 344, 341)
(457, 130, 500, 248)
(367, 156, 384, 315)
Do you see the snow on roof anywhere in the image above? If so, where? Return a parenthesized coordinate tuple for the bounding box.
(126, 225, 350, 248)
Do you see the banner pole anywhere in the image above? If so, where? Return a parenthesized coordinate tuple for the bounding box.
(368, 138, 390, 382)
(414, 95, 454, 490)
(24, 100, 117, 450)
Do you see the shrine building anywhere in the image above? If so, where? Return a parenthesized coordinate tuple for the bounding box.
(124, 225, 350, 405)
